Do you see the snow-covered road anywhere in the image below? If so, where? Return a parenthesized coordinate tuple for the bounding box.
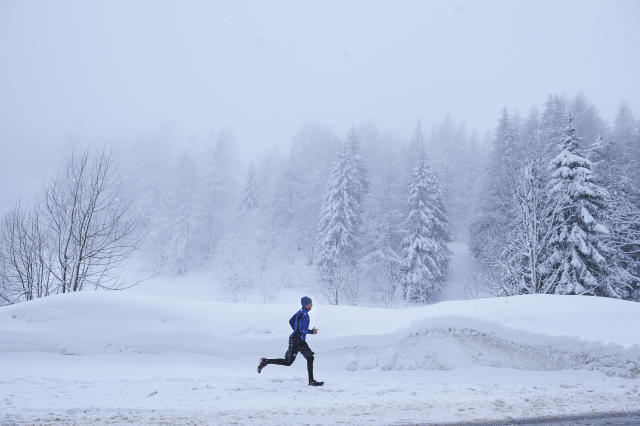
(2, 292, 640, 424)
(2, 352, 640, 424)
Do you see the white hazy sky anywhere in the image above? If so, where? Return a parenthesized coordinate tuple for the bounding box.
(1, 0, 639, 211)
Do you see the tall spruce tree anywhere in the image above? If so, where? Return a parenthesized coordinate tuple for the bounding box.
(317, 137, 368, 304)
(543, 118, 628, 297)
(400, 147, 450, 303)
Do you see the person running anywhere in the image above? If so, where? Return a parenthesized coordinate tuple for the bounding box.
(257, 296, 324, 386)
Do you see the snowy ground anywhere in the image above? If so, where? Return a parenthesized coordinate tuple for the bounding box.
(1, 289, 640, 424)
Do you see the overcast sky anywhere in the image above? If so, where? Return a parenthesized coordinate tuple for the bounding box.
(1, 0, 639, 212)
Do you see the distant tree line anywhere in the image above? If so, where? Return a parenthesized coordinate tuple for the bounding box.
(120, 121, 469, 306)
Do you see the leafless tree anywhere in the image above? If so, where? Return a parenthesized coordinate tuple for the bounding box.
(0, 203, 53, 303)
(44, 148, 137, 293)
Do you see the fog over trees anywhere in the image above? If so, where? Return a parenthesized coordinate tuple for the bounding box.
(112, 95, 638, 305)
(1, 2, 639, 306)
(5, 93, 638, 306)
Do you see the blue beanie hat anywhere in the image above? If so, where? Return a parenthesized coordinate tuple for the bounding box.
(301, 296, 312, 307)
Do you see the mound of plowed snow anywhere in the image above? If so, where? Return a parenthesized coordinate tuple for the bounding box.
(1, 292, 639, 377)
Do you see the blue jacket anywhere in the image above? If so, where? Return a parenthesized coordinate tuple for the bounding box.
(289, 307, 314, 341)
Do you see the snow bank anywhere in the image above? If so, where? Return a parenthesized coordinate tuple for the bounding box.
(1, 292, 639, 377)
(335, 317, 640, 378)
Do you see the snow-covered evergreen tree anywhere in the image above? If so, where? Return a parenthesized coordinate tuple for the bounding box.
(239, 163, 259, 213)
(543, 118, 629, 297)
(400, 146, 451, 303)
(317, 137, 368, 304)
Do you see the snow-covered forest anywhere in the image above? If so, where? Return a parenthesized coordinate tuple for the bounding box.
(120, 97, 640, 304)
(2, 94, 638, 306)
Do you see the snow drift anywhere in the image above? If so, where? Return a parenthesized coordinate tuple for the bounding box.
(1, 292, 639, 378)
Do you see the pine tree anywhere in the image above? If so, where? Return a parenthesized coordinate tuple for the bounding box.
(543, 118, 628, 297)
(239, 163, 259, 213)
(317, 138, 367, 304)
(400, 148, 451, 303)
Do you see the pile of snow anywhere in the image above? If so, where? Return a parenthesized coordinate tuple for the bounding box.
(2, 291, 640, 424)
(1, 292, 639, 378)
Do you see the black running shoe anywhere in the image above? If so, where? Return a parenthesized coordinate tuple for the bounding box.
(257, 357, 267, 373)
(308, 379, 324, 386)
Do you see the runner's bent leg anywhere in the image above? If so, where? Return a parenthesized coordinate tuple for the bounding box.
(266, 336, 299, 366)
